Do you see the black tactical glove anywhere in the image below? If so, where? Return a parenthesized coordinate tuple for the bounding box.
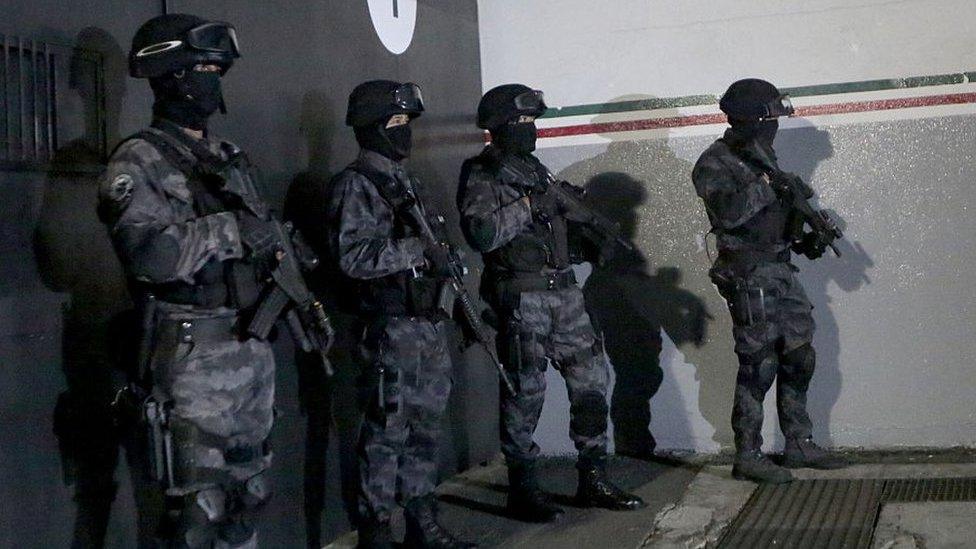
(768, 173, 794, 201)
(235, 213, 281, 277)
(424, 242, 454, 278)
(530, 187, 562, 220)
(793, 231, 828, 260)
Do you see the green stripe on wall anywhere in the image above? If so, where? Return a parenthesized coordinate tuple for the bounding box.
(541, 70, 976, 119)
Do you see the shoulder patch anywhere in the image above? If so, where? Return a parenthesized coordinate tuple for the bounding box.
(107, 173, 135, 204)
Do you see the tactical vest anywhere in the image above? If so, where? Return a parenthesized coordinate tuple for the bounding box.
(714, 137, 793, 260)
(475, 148, 571, 274)
(114, 119, 266, 309)
(341, 160, 441, 318)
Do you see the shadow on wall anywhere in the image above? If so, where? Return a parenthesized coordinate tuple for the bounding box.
(32, 27, 161, 547)
(557, 97, 727, 452)
(775, 121, 874, 446)
(557, 96, 871, 452)
(283, 90, 364, 548)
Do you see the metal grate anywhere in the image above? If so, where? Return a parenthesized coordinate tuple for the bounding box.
(0, 33, 105, 171)
(718, 477, 976, 549)
(882, 476, 976, 503)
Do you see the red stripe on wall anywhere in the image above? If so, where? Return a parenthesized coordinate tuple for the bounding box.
(537, 92, 976, 139)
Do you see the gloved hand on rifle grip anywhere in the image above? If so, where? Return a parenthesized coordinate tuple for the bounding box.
(424, 241, 454, 278)
(768, 174, 794, 201)
(529, 187, 562, 220)
(235, 212, 281, 277)
(793, 231, 828, 260)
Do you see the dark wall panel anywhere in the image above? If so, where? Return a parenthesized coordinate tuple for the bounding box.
(0, 1, 484, 546)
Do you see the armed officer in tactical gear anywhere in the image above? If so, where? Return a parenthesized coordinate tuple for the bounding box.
(692, 79, 847, 484)
(99, 14, 333, 547)
(327, 80, 474, 549)
(458, 84, 646, 522)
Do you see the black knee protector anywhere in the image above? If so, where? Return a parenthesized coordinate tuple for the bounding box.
(172, 486, 227, 548)
(783, 343, 815, 371)
(736, 356, 779, 396)
(571, 390, 609, 438)
(240, 470, 272, 511)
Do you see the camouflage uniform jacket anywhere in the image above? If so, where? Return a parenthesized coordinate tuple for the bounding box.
(459, 145, 579, 276)
(98, 124, 267, 302)
(691, 129, 793, 260)
(327, 149, 427, 316)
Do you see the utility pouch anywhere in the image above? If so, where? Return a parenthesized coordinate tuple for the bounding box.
(368, 364, 401, 425)
(407, 276, 440, 317)
(144, 397, 175, 488)
(731, 279, 768, 327)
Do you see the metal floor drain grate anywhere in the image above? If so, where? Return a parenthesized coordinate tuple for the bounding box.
(717, 477, 976, 549)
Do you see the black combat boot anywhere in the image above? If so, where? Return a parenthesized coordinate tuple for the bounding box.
(357, 516, 394, 549)
(403, 495, 476, 548)
(784, 437, 848, 469)
(506, 461, 564, 523)
(575, 456, 646, 511)
(733, 449, 793, 484)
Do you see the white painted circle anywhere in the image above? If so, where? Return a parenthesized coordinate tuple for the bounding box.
(367, 0, 417, 55)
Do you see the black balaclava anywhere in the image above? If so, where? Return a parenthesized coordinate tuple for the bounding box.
(150, 69, 224, 131)
(492, 121, 537, 155)
(730, 118, 778, 149)
(355, 120, 412, 161)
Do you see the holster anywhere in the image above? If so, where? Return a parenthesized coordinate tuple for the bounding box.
(729, 278, 769, 327)
(144, 396, 175, 488)
(360, 321, 402, 425)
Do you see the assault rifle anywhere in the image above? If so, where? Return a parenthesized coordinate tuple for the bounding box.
(403, 186, 518, 396)
(772, 171, 844, 258)
(248, 220, 335, 376)
(500, 156, 634, 251)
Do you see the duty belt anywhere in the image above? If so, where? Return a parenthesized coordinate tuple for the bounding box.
(722, 249, 790, 265)
(156, 314, 241, 345)
(502, 270, 577, 293)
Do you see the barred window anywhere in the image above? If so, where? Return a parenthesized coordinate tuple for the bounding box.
(1, 34, 106, 171)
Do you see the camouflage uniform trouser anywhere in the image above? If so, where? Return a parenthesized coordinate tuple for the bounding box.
(357, 316, 452, 522)
(150, 303, 275, 548)
(712, 261, 816, 453)
(497, 286, 610, 465)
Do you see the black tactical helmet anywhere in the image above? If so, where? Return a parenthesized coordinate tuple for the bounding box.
(477, 84, 547, 130)
(129, 14, 240, 79)
(345, 80, 425, 127)
(719, 78, 794, 120)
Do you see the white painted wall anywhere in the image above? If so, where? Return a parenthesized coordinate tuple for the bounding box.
(477, 0, 976, 454)
(479, 0, 976, 106)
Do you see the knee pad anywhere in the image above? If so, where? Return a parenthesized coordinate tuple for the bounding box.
(215, 519, 257, 549)
(240, 470, 273, 510)
(783, 344, 815, 370)
(169, 486, 227, 548)
(737, 357, 778, 393)
(571, 391, 609, 438)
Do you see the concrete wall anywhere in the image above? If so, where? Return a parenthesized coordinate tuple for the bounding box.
(0, 1, 485, 546)
(478, 0, 976, 454)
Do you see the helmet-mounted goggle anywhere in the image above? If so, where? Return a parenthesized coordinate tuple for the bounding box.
(513, 89, 547, 115)
(393, 82, 425, 114)
(134, 21, 240, 62)
(761, 94, 795, 119)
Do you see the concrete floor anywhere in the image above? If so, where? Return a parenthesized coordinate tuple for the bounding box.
(327, 456, 976, 549)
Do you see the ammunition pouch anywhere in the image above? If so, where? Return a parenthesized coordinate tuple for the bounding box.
(485, 233, 552, 273)
(406, 275, 444, 318)
(499, 322, 548, 375)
